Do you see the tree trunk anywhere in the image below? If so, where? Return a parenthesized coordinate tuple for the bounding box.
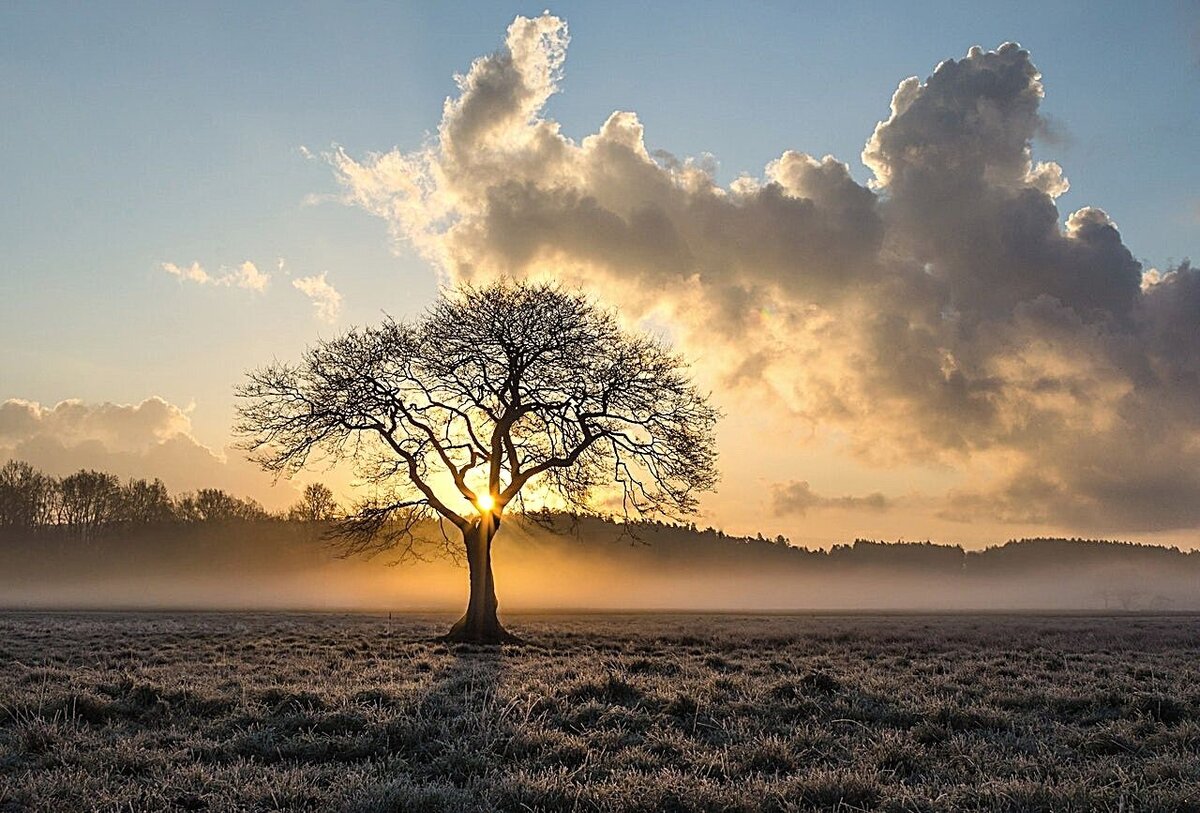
(443, 515, 519, 644)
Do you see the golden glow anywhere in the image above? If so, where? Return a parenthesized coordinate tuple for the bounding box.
(476, 492, 495, 512)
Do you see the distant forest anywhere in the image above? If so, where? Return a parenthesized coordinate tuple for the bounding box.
(0, 460, 336, 533)
(2, 460, 1198, 611)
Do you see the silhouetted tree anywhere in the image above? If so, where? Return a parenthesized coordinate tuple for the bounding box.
(288, 483, 339, 522)
(176, 488, 267, 523)
(236, 280, 720, 643)
(0, 460, 56, 529)
(57, 469, 121, 538)
(116, 478, 176, 525)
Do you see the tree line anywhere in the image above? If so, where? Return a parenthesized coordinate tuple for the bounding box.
(534, 512, 1196, 566)
(0, 460, 338, 536)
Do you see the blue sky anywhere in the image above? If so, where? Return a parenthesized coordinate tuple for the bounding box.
(2, 2, 1198, 540)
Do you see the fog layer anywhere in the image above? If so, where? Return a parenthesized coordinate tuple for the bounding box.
(2, 518, 1195, 612)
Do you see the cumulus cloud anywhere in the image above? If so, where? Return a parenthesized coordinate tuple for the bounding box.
(0, 398, 288, 508)
(160, 260, 270, 291)
(328, 16, 1199, 533)
(771, 481, 890, 517)
(0, 398, 192, 451)
(292, 273, 343, 323)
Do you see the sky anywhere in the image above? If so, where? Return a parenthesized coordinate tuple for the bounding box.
(2, 1, 1198, 548)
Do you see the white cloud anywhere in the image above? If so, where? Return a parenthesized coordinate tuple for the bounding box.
(160, 259, 270, 291)
(325, 17, 1200, 532)
(0, 397, 290, 508)
(161, 261, 210, 284)
(0, 397, 192, 451)
(292, 272, 342, 323)
(219, 260, 270, 292)
(160, 256, 348, 324)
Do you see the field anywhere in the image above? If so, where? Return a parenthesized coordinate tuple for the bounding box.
(1, 613, 1199, 812)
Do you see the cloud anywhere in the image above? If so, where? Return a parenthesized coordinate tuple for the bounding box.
(0, 397, 290, 508)
(292, 272, 342, 323)
(160, 260, 270, 291)
(0, 397, 192, 451)
(161, 256, 346, 323)
(222, 261, 270, 292)
(161, 261, 210, 284)
(771, 481, 891, 517)
(327, 16, 1200, 533)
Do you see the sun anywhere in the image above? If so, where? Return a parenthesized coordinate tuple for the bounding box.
(475, 492, 495, 512)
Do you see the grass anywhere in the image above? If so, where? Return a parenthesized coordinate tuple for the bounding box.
(1, 612, 1199, 811)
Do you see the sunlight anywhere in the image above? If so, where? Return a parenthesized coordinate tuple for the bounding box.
(476, 492, 495, 512)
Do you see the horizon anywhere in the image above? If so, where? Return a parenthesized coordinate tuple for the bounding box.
(3, 3, 1200, 550)
(4, 456, 1198, 553)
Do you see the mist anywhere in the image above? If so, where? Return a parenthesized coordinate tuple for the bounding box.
(2, 516, 1195, 613)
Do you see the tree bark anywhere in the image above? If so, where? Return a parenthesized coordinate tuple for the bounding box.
(443, 515, 518, 644)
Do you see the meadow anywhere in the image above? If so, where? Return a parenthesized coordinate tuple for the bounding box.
(1, 612, 1198, 812)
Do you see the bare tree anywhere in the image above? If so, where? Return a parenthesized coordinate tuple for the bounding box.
(57, 470, 121, 539)
(288, 483, 339, 523)
(174, 489, 268, 523)
(236, 280, 720, 643)
(116, 478, 176, 525)
(0, 460, 56, 529)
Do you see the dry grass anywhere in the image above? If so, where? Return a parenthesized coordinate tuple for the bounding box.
(1, 612, 1199, 812)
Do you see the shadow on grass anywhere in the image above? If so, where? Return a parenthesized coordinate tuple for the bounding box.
(342, 640, 518, 812)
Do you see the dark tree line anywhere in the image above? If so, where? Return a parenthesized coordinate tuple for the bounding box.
(0, 460, 338, 537)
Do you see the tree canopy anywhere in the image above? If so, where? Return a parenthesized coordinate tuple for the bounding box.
(236, 280, 720, 553)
